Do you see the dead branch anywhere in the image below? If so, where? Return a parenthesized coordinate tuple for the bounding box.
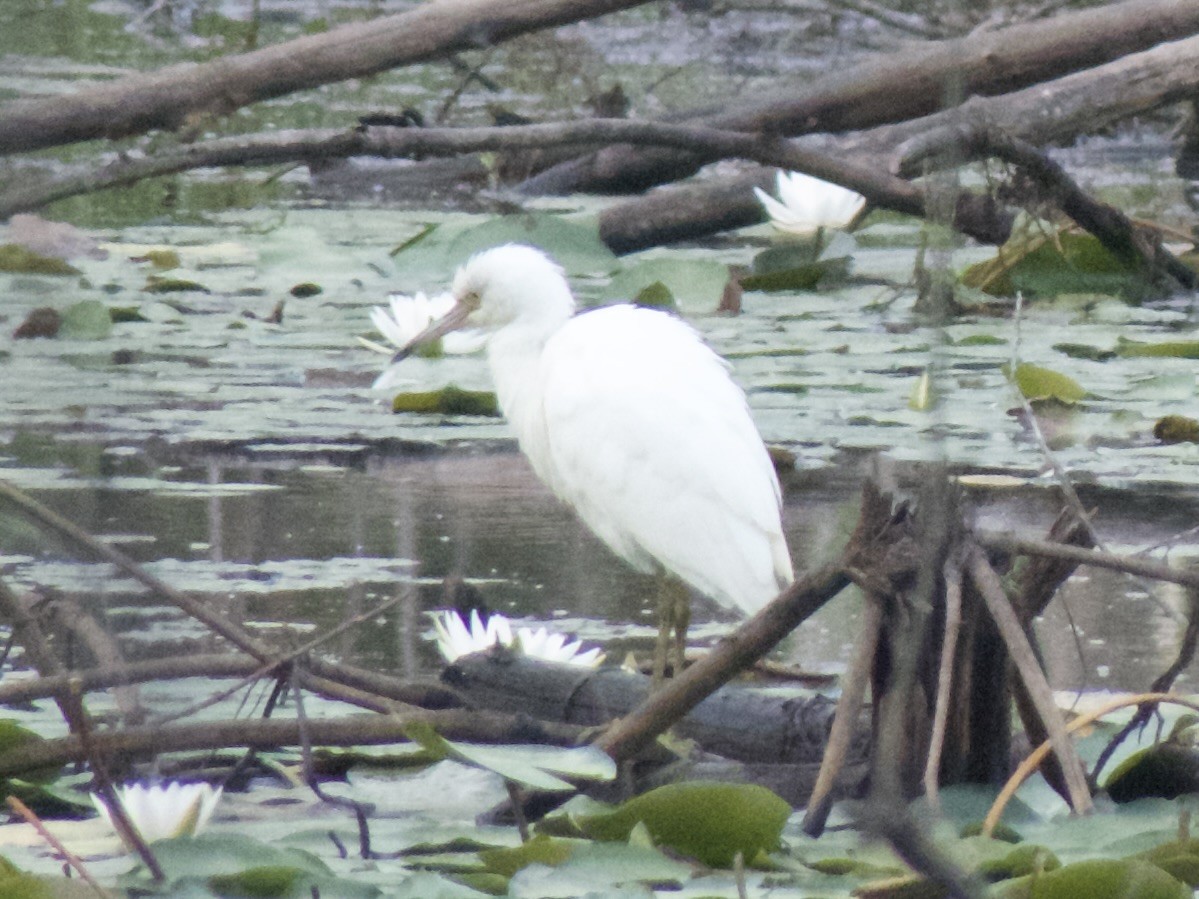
(6, 796, 114, 897)
(0, 0, 654, 155)
(0, 709, 586, 781)
(518, 0, 1199, 195)
(966, 545, 1093, 815)
(977, 530, 1199, 592)
(0, 120, 1014, 249)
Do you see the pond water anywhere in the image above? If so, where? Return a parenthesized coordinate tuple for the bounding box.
(2, 0, 1199, 718)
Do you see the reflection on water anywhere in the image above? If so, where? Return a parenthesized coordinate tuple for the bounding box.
(4, 444, 1199, 705)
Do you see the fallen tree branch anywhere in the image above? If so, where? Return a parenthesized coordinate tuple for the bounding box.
(0, 0, 654, 155)
(0, 709, 587, 781)
(0, 120, 1012, 248)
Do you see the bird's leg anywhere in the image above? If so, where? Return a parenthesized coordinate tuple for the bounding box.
(652, 577, 690, 686)
(672, 580, 690, 676)
(653, 582, 672, 685)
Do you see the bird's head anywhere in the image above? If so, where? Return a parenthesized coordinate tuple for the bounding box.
(390, 244, 575, 362)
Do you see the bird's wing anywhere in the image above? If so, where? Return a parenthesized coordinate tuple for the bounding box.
(538, 305, 791, 615)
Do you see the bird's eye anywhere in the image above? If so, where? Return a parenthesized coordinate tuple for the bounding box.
(461, 290, 481, 311)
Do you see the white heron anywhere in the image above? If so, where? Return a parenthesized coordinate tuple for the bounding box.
(388, 244, 793, 677)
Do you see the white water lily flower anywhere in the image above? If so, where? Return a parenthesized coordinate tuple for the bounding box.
(753, 170, 867, 236)
(91, 782, 222, 845)
(365, 291, 486, 358)
(430, 609, 604, 667)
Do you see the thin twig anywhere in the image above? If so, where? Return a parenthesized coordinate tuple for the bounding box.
(977, 530, 1199, 593)
(6, 796, 114, 898)
(923, 552, 964, 811)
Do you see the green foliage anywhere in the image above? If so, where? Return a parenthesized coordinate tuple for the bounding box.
(573, 781, 790, 868)
(994, 858, 1189, 899)
(602, 256, 729, 311)
(961, 230, 1149, 300)
(0, 244, 80, 275)
(1004, 362, 1086, 404)
(739, 243, 851, 292)
(1116, 339, 1199, 360)
(391, 214, 616, 278)
(0, 720, 62, 785)
(390, 386, 499, 416)
(478, 833, 578, 877)
(1153, 416, 1199, 444)
(59, 300, 113, 339)
(121, 833, 379, 897)
(403, 721, 616, 791)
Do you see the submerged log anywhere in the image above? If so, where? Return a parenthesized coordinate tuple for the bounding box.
(444, 649, 870, 766)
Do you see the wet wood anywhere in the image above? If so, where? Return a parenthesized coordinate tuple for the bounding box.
(446, 651, 867, 765)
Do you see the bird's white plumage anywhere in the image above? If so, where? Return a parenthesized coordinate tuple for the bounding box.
(420, 244, 793, 616)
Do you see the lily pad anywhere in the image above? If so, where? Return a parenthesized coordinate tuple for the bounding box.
(0, 243, 81, 275)
(60, 300, 113, 340)
(390, 386, 498, 416)
(1153, 416, 1199, 444)
(961, 229, 1148, 300)
(404, 721, 616, 791)
(394, 214, 617, 278)
(574, 781, 790, 868)
(739, 243, 851, 292)
(1005, 362, 1086, 404)
(603, 256, 729, 311)
(1116, 339, 1199, 360)
(993, 858, 1189, 899)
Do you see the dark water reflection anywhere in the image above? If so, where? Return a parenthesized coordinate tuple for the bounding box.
(6, 445, 1199, 702)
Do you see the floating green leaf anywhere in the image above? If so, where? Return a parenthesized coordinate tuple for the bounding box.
(603, 257, 729, 311)
(1153, 416, 1199, 445)
(404, 721, 615, 791)
(446, 214, 617, 275)
(1054, 342, 1116, 362)
(961, 230, 1149, 300)
(0, 720, 62, 784)
(478, 833, 578, 877)
(59, 300, 113, 340)
(993, 858, 1189, 899)
(739, 243, 850, 292)
(0, 243, 80, 275)
(1116, 339, 1199, 360)
(390, 386, 498, 416)
(574, 781, 790, 868)
(1004, 362, 1086, 404)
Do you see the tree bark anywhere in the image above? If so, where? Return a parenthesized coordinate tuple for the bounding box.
(520, 0, 1199, 195)
(0, 0, 653, 156)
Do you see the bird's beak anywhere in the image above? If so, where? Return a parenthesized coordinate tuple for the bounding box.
(390, 300, 473, 363)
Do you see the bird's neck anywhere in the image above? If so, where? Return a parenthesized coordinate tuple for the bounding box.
(485, 321, 559, 475)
